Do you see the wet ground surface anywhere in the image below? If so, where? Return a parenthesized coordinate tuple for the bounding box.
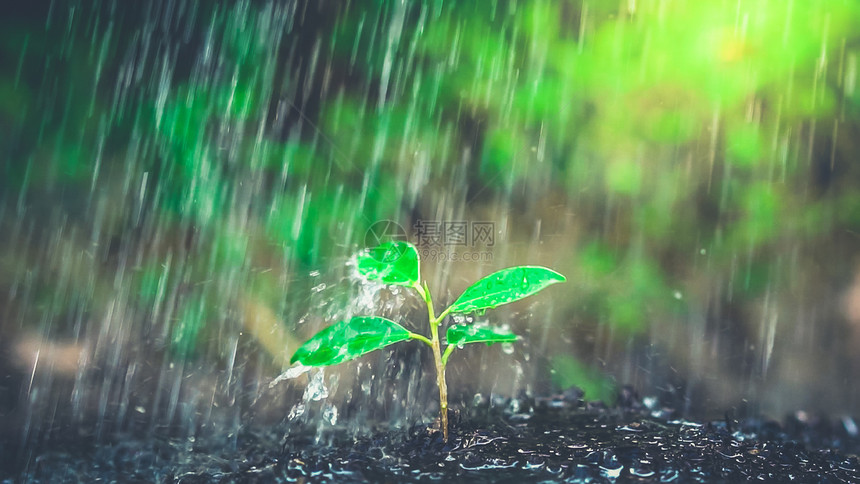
(6, 389, 860, 483)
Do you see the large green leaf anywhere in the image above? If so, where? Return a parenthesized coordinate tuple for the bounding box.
(290, 316, 412, 366)
(446, 324, 518, 346)
(356, 241, 420, 287)
(448, 266, 565, 314)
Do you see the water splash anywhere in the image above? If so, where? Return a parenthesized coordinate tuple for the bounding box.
(269, 364, 312, 389)
(303, 370, 329, 402)
(322, 402, 339, 426)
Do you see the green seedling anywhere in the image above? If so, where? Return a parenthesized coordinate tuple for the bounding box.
(290, 241, 565, 440)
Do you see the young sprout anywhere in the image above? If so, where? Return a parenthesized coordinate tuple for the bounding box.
(290, 241, 565, 441)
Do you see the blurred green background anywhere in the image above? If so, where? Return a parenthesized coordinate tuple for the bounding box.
(2, 0, 860, 434)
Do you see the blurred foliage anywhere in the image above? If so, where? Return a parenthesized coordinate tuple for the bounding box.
(550, 354, 616, 404)
(2, 0, 860, 404)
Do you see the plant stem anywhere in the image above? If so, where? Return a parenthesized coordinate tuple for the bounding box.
(441, 344, 455, 365)
(417, 282, 436, 328)
(408, 332, 433, 346)
(416, 281, 449, 441)
(435, 306, 453, 325)
(429, 319, 449, 441)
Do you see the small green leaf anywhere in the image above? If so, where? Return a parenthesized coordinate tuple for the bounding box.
(290, 316, 411, 366)
(448, 266, 566, 314)
(356, 241, 420, 287)
(446, 324, 518, 346)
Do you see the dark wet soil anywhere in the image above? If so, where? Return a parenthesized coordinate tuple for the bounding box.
(6, 389, 860, 483)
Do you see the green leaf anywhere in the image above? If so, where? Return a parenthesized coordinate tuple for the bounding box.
(290, 316, 411, 366)
(356, 241, 419, 287)
(448, 266, 566, 314)
(446, 324, 518, 346)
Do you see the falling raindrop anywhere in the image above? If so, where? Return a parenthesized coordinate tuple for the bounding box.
(311, 283, 327, 293)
